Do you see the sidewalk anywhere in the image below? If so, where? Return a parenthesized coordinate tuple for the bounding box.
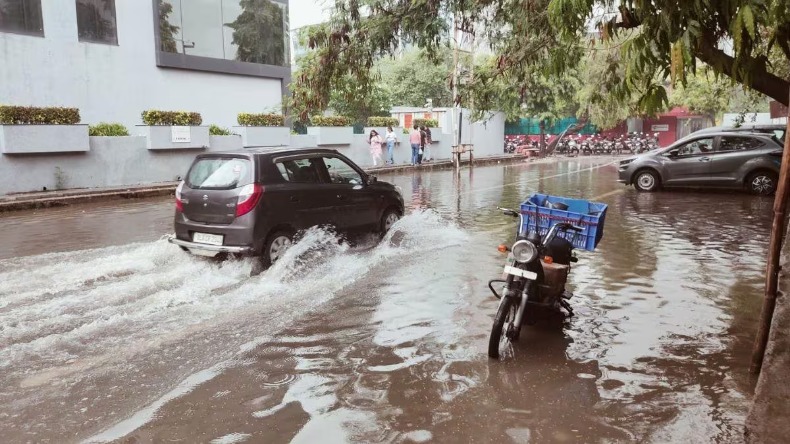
(746, 231, 790, 443)
(0, 154, 529, 212)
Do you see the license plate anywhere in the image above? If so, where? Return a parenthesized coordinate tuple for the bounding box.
(193, 232, 223, 246)
(504, 266, 537, 280)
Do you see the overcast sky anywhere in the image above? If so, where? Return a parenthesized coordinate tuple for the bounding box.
(289, 0, 332, 29)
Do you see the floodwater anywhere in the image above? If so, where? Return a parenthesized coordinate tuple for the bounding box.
(0, 158, 772, 443)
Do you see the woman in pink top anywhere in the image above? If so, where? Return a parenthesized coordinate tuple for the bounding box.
(369, 130, 383, 166)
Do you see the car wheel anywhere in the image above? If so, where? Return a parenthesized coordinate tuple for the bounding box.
(747, 171, 778, 196)
(634, 169, 660, 192)
(260, 231, 293, 269)
(380, 208, 401, 234)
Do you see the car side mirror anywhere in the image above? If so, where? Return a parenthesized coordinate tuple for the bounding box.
(668, 149, 679, 158)
(367, 175, 378, 185)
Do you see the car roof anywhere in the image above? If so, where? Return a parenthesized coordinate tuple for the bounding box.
(693, 124, 784, 134)
(196, 147, 339, 158)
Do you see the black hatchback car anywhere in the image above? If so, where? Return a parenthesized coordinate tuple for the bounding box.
(168, 148, 404, 267)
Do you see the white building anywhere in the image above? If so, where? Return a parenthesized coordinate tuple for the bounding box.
(0, 0, 290, 131)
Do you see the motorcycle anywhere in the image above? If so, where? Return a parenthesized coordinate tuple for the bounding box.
(488, 206, 583, 359)
(581, 140, 592, 156)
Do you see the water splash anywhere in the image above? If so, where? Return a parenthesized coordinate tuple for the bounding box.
(0, 210, 467, 390)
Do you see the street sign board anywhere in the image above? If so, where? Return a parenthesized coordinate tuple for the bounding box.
(651, 124, 670, 132)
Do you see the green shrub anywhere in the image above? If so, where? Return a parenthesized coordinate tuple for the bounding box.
(237, 113, 284, 126)
(310, 115, 352, 127)
(366, 116, 399, 127)
(141, 110, 202, 126)
(89, 122, 129, 136)
(0, 105, 80, 124)
(209, 124, 233, 135)
(413, 118, 439, 128)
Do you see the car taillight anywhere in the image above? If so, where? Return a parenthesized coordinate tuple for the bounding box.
(236, 183, 263, 217)
(175, 181, 184, 212)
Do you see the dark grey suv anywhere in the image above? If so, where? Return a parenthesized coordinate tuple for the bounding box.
(618, 130, 784, 195)
(168, 148, 404, 267)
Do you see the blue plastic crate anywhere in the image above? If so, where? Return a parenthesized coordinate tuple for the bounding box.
(519, 193, 608, 251)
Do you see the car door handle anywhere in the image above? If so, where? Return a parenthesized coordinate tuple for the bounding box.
(337, 194, 347, 200)
(699, 157, 711, 162)
(290, 196, 300, 202)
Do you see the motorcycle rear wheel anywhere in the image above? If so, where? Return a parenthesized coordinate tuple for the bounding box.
(488, 296, 518, 359)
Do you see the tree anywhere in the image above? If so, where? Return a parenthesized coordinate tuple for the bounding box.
(225, 0, 286, 66)
(158, 1, 179, 53)
(575, 42, 649, 130)
(376, 50, 453, 108)
(291, 0, 790, 121)
(327, 73, 393, 123)
(668, 67, 731, 120)
(465, 55, 581, 122)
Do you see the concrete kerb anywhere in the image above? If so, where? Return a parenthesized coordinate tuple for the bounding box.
(745, 226, 790, 444)
(0, 154, 538, 212)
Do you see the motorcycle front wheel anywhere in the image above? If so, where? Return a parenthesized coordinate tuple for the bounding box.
(488, 296, 518, 359)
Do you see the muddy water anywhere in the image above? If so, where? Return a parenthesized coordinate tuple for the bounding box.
(0, 158, 771, 443)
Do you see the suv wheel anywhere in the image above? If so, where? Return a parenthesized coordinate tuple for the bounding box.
(634, 169, 660, 192)
(747, 171, 778, 195)
(261, 231, 293, 269)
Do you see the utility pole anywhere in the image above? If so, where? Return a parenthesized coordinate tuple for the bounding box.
(451, 13, 460, 148)
(468, 25, 475, 149)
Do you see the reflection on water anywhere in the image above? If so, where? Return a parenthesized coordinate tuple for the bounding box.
(0, 159, 769, 443)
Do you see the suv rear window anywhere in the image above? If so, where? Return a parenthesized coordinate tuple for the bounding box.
(187, 157, 251, 189)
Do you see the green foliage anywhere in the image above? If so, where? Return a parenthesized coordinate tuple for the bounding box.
(465, 54, 582, 122)
(89, 122, 129, 136)
(413, 118, 438, 128)
(367, 116, 399, 127)
(376, 50, 453, 108)
(209, 124, 233, 135)
(141, 110, 202, 126)
(327, 74, 393, 123)
(292, 0, 790, 124)
(237, 113, 284, 126)
(668, 68, 732, 119)
(0, 105, 81, 124)
(225, 0, 286, 66)
(158, 1, 179, 53)
(310, 115, 352, 126)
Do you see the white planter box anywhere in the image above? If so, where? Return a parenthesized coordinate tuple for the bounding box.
(233, 126, 290, 147)
(137, 125, 210, 150)
(209, 134, 243, 151)
(306, 126, 353, 145)
(0, 124, 89, 154)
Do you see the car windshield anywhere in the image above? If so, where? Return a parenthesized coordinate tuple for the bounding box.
(187, 157, 251, 189)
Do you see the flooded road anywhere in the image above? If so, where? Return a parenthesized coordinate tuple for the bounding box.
(0, 158, 771, 443)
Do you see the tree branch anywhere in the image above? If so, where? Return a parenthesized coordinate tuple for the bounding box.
(696, 37, 790, 106)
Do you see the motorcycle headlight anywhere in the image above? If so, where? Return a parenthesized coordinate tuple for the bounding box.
(511, 240, 538, 263)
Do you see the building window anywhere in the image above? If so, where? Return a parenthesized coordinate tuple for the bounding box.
(0, 0, 44, 36)
(76, 0, 117, 44)
(158, 0, 289, 67)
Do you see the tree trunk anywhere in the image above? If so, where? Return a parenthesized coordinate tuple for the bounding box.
(696, 38, 790, 106)
(751, 91, 790, 374)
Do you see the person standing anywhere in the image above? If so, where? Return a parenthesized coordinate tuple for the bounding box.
(409, 124, 421, 166)
(418, 126, 427, 164)
(369, 130, 383, 166)
(422, 126, 432, 162)
(385, 126, 397, 165)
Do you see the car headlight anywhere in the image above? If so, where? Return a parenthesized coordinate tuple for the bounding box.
(511, 240, 538, 263)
